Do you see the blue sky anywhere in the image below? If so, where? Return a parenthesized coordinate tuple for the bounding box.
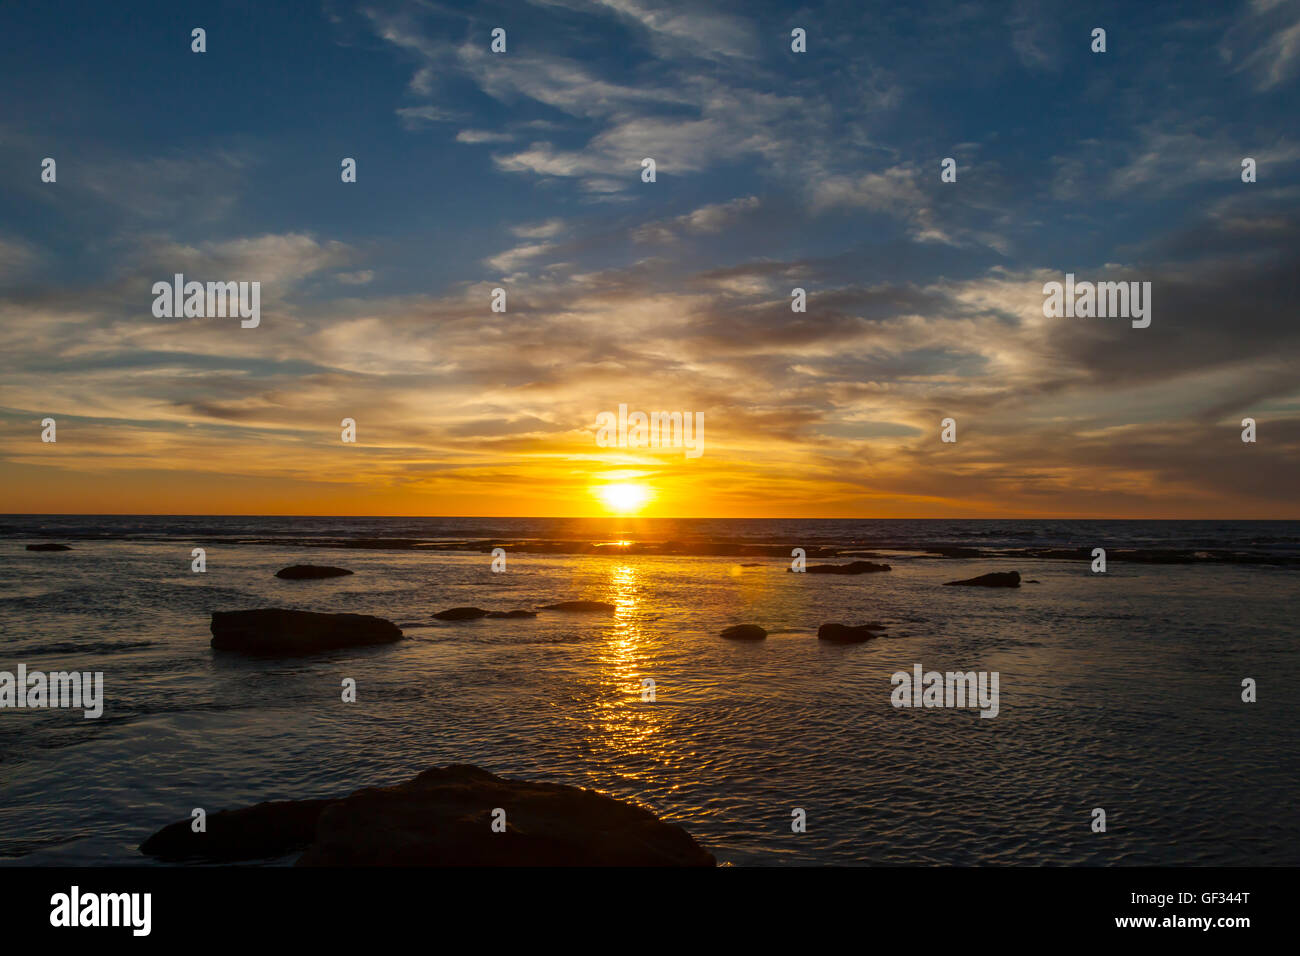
(1, 0, 1298, 516)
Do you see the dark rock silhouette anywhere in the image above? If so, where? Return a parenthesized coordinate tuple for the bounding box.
(210, 609, 403, 655)
(817, 622, 888, 643)
(435, 608, 538, 621)
(275, 565, 353, 580)
(433, 607, 491, 620)
(943, 571, 1021, 588)
(924, 547, 983, 559)
(795, 561, 891, 574)
(538, 600, 616, 612)
(140, 764, 714, 866)
(26, 543, 72, 551)
(141, 799, 333, 862)
(720, 624, 767, 641)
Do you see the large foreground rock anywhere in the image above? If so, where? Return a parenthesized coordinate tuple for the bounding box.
(141, 764, 714, 866)
(818, 622, 888, 643)
(943, 571, 1021, 588)
(797, 561, 891, 574)
(141, 799, 333, 862)
(210, 608, 403, 655)
(275, 565, 354, 579)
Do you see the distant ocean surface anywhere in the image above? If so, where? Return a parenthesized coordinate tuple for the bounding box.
(6, 514, 1300, 553)
(2, 516, 1297, 866)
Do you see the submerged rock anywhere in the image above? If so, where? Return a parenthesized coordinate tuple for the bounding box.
(485, 609, 538, 619)
(943, 571, 1021, 588)
(140, 764, 714, 866)
(275, 565, 354, 580)
(210, 608, 403, 655)
(796, 561, 891, 574)
(720, 624, 767, 641)
(817, 622, 888, 643)
(433, 607, 491, 621)
(538, 600, 616, 613)
(25, 543, 72, 551)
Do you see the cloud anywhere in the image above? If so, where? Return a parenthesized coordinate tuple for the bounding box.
(0, 236, 39, 280)
(1107, 130, 1300, 195)
(78, 151, 253, 224)
(6, 215, 1299, 515)
(140, 234, 353, 290)
(1007, 0, 1057, 71)
(633, 196, 759, 242)
(396, 105, 462, 128)
(511, 219, 566, 239)
(579, 0, 760, 60)
(336, 270, 375, 285)
(484, 241, 557, 273)
(1222, 0, 1300, 89)
(456, 129, 514, 143)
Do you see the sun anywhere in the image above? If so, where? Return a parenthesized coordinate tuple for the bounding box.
(595, 482, 652, 514)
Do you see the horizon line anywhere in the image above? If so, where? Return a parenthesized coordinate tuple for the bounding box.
(3, 513, 1297, 522)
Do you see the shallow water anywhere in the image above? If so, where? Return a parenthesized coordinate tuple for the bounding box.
(1, 518, 1297, 865)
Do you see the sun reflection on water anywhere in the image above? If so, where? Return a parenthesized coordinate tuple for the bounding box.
(588, 561, 672, 781)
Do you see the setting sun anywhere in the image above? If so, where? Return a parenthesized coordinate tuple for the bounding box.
(595, 483, 652, 514)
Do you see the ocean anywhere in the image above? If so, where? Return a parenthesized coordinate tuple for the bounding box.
(1, 516, 1297, 865)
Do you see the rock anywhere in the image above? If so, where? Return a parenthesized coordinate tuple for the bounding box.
(817, 622, 888, 643)
(943, 571, 1021, 588)
(720, 624, 767, 641)
(275, 565, 354, 580)
(738, 562, 763, 567)
(25, 543, 72, 551)
(795, 561, 891, 574)
(538, 600, 616, 613)
(433, 607, 491, 621)
(210, 608, 403, 655)
(140, 799, 334, 862)
(141, 764, 714, 866)
(435, 608, 538, 621)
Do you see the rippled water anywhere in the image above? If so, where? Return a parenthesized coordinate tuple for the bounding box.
(1, 518, 1297, 865)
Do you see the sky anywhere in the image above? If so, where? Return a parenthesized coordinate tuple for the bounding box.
(1, 0, 1298, 518)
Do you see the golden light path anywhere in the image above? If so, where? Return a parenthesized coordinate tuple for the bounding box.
(590, 560, 668, 781)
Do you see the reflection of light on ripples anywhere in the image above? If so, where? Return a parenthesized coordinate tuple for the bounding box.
(589, 562, 671, 782)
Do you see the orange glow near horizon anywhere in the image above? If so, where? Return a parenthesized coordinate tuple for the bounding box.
(3, 424, 1297, 520)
